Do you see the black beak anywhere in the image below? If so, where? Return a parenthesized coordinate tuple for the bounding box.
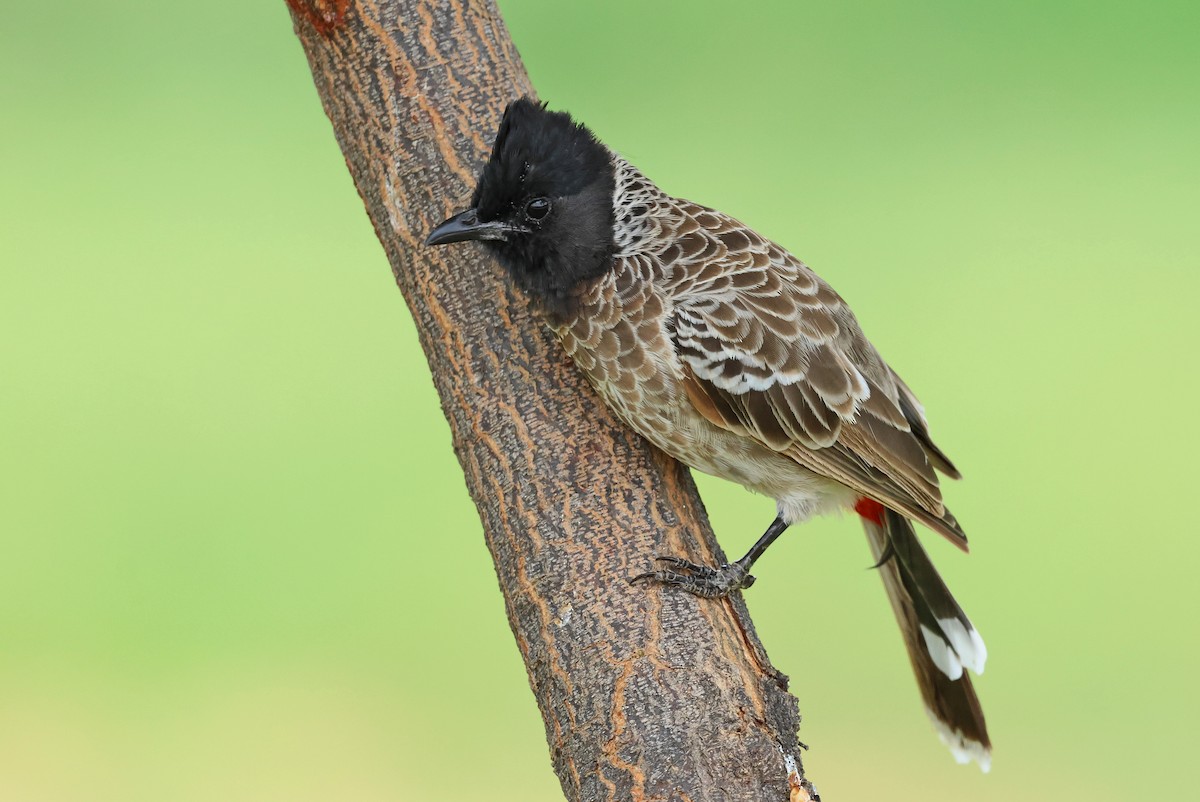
(425, 208, 528, 246)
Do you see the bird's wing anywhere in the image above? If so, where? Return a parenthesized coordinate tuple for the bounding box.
(659, 201, 967, 549)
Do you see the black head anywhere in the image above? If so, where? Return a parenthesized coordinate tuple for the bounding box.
(426, 98, 617, 315)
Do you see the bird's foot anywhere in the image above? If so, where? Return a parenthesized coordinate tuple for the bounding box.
(630, 555, 755, 598)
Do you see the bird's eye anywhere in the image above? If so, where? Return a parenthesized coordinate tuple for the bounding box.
(525, 197, 551, 221)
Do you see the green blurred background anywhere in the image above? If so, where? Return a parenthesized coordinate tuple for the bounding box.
(2, 1, 1196, 799)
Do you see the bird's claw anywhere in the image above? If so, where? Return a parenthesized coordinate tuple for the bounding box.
(630, 555, 755, 598)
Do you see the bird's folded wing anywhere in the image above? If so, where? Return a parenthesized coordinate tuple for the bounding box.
(661, 202, 967, 549)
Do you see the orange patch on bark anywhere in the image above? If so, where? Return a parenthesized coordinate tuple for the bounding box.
(285, 0, 350, 35)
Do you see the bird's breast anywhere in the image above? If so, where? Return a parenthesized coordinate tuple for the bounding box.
(555, 277, 684, 438)
(552, 274, 822, 503)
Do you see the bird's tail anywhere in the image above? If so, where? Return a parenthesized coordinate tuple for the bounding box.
(858, 499, 992, 771)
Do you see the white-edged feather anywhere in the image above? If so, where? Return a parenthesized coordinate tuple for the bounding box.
(939, 616, 987, 675)
(926, 707, 992, 773)
(919, 624, 964, 681)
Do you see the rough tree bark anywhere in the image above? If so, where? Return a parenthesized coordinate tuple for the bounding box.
(285, 2, 816, 800)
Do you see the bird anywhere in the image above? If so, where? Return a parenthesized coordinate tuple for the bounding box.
(426, 97, 990, 770)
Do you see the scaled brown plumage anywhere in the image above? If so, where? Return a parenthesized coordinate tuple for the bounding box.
(426, 98, 991, 770)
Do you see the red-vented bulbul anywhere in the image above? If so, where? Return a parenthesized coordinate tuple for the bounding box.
(427, 99, 990, 770)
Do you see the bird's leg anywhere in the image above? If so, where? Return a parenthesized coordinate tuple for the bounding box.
(631, 516, 790, 598)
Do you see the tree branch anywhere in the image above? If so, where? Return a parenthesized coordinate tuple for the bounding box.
(285, 2, 815, 799)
